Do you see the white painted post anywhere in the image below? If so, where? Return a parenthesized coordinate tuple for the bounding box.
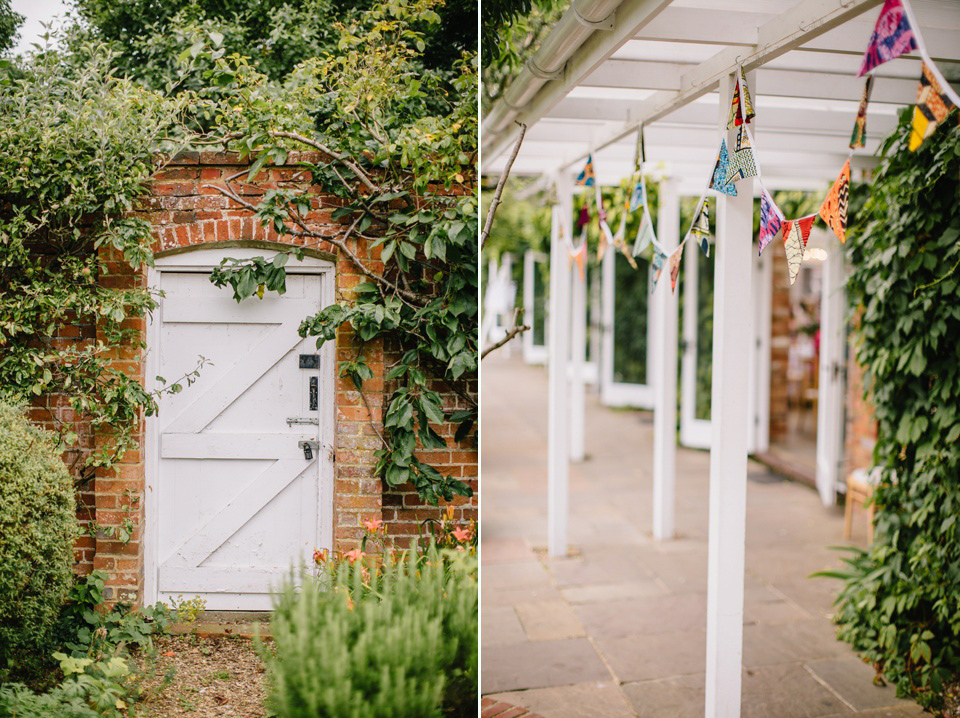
(548, 176, 573, 558)
(816, 237, 846, 507)
(653, 178, 680, 541)
(501, 252, 515, 358)
(589, 264, 602, 387)
(569, 246, 586, 462)
(704, 71, 754, 718)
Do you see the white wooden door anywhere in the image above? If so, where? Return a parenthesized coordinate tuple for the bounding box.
(146, 249, 334, 610)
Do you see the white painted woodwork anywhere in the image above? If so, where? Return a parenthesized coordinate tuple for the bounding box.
(653, 179, 679, 541)
(548, 180, 573, 558)
(752, 251, 773, 455)
(600, 249, 655, 409)
(523, 250, 550, 365)
(816, 236, 847, 506)
(569, 258, 587, 462)
(146, 248, 334, 610)
(704, 72, 754, 718)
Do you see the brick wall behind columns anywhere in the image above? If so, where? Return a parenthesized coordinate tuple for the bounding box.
(769, 247, 791, 443)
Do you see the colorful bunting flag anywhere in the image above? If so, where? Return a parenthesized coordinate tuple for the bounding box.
(569, 242, 586, 281)
(634, 126, 646, 170)
(758, 189, 784, 256)
(858, 0, 917, 78)
(686, 197, 711, 257)
(909, 62, 957, 151)
(576, 205, 590, 229)
(633, 209, 656, 257)
(726, 67, 755, 129)
(668, 244, 684, 294)
(819, 160, 850, 243)
(781, 215, 817, 286)
(629, 174, 646, 212)
(709, 139, 737, 197)
(576, 155, 596, 187)
(650, 242, 668, 293)
(725, 125, 758, 185)
(850, 75, 874, 149)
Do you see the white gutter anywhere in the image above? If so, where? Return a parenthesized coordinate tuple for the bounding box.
(483, 0, 624, 136)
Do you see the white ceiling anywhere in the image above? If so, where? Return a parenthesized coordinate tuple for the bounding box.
(482, 0, 960, 193)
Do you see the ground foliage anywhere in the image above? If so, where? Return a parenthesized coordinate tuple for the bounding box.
(831, 107, 960, 712)
(204, 0, 478, 504)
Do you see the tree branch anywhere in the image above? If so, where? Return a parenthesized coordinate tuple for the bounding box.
(481, 308, 530, 360)
(480, 122, 526, 251)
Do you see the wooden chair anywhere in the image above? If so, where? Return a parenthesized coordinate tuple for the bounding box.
(844, 468, 882, 543)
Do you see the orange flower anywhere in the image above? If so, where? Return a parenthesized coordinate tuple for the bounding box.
(313, 548, 328, 564)
(362, 517, 384, 534)
(344, 548, 364, 563)
(452, 526, 473, 543)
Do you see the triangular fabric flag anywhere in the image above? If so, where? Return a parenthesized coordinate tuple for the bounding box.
(576, 205, 590, 229)
(634, 127, 646, 171)
(858, 0, 917, 78)
(819, 160, 850, 243)
(727, 67, 755, 129)
(569, 242, 586, 282)
(650, 242, 668, 293)
(782, 222, 804, 286)
(668, 244, 684, 294)
(686, 198, 711, 257)
(629, 174, 646, 212)
(725, 126, 758, 184)
(632, 209, 656, 257)
(909, 62, 957, 151)
(758, 189, 784, 256)
(618, 238, 639, 270)
(576, 155, 596, 187)
(709, 139, 737, 197)
(850, 75, 874, 149)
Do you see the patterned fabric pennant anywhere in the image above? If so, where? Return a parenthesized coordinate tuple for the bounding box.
(569, 242, 586, 282)
(725, 126, 758, 184)
(726, 67, 755, 129)
(629, 174, 646, 212)
(709, 139, 738, 197)
(909, 62, 957, 151)
(850, 75, 874, 149)
(858, 0, 917, 78)
(633, 209, 656, 257)
(782, 221, 804, 286)
(758, 189, 784, 256)
(668, 244, 684, 294)
(650, 242, 668, 293)
(687, 198, 711, 257)
(634, 127, 646, 171)
(819, 159, 850, 243)
(576, 154, 596, 187)
(782, 215, 817, 286)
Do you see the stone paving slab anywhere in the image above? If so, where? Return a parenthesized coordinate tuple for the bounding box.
(481, 638, 611, 694)
(480, 357, 919, 717)
(488, 682, 637, 718)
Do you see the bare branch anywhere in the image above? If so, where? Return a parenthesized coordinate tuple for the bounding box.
(481, 307, 530, 360)
(480, 122, 526, 251)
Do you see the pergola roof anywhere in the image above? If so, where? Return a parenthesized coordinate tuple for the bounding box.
(482, 0, 960, 194)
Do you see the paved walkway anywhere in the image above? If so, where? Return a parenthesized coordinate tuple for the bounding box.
(480, 355, 922, 718)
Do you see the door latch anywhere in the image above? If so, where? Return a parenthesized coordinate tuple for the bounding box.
(299, 440, 320, 460)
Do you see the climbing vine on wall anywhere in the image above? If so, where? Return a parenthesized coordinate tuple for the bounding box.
(206, 0, 477, 505)
(830, 108, 960, 711)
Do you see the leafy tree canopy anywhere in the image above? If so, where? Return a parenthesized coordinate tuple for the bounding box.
(0, 0, 22, 55)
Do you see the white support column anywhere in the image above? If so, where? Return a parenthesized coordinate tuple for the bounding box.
(569, 247, 587, 462)
(548, 176, 573, 558)
(653, 178, 680, 541)
(704, 71, 754, 718)
(816, 236, 846, 507)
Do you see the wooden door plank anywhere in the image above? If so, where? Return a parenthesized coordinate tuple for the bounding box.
(159, 565, 303, 593)
(162, 298, 316, 324)
(161, 432, 315, 460)
(162, 458, 312, 568)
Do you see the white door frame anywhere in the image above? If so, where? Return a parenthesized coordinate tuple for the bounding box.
(144, 245, 336, 606)
(680, 238, 770, 452)
(522, 249, 549, 365)
(600, 249, 655, 409)
(816, 238, 847, 506)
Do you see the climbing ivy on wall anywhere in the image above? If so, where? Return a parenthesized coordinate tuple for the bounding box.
(831, 108, 960, 710)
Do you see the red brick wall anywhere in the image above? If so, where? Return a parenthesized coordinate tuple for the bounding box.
(67, 151, 477, 602)
(769, 247, 790, 442)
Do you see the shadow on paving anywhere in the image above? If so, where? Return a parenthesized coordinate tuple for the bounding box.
(480, 355, 922, 718)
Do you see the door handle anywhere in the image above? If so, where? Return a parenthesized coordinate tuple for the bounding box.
(299, 440, 320, 460)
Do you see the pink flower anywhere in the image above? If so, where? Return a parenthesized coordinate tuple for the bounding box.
(362, 518, 384, 534)
(452, 526, 473, 543)
(344, 548, 365, 563)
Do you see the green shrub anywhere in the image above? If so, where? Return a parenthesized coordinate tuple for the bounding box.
(263, 546, 478, 718)
(0, 401, 78, 682)
(833, 108, 960, 710)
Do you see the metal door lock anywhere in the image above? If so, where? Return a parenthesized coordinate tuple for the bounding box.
(299, 440, 320, 460)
